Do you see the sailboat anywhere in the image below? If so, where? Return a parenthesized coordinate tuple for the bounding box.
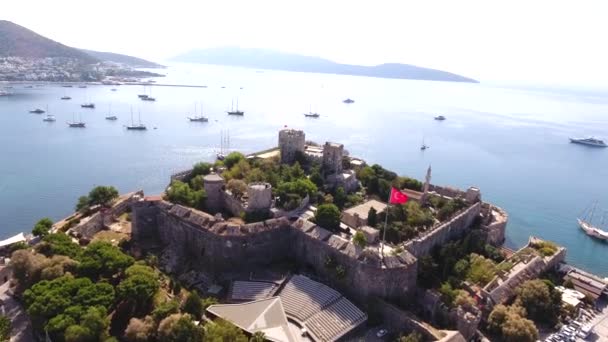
(81, 90, 94, 108)
(227, 99, 244, 115)
(304, 105, 320, 118)
(420, 137, 429, 150)
(188, 103, 209, 122)
(105, 104, 117, 120)
(125, 109, 147, 130)
(141, 86, 156, 101)
(42, 106, 55, 122)
(67, 113, 86, 128)
(217, 129, 230, 160)
(578, 203, 608, 241)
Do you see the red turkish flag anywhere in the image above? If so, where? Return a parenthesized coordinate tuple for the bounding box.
(389, 187, 408, 204)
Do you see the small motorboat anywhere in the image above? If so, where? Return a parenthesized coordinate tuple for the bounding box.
(343, 98, 355, 104)
(29, 108, 45, 114)
(43, 115, 56, 122)
(434, 115, 446, 121)
(105, 116, 118, 120)
(81, 103, 95, 109)
(61, 96, 71, 100)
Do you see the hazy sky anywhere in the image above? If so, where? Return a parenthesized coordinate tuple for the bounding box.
(5, 0, 608, 85)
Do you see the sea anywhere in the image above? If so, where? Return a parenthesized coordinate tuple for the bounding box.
(1, 62, 607, 276)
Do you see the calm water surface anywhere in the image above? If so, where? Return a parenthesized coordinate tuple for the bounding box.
(1, 63, 607, 276)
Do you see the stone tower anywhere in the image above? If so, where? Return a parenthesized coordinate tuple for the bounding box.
(203, 173, 225, 213)
(322, 142, 344, 174)
(278, 128, 305, 164)
(420, 165, 432, 204)
(247, 182, 273, 212)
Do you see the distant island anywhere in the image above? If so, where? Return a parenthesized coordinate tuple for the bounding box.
(173, 47, 478, 83)
(0, 20, 163, 82)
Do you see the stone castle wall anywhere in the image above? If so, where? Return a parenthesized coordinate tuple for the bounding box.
(278, 129, 305, 164)
(132, 200, 418, 301)
(481, 204, 508, 246)
(404, 202, 482, 258)
(73, 191, 143, 240)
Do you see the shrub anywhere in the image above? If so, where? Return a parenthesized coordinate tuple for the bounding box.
(353, 231, 367, 248)
(32, 218, 54, 237)
(314, 204, 341, 231)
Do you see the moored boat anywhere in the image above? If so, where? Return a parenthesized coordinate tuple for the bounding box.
(569, 137, 607, 147)
(43, 115, 56, 122)
(578, 203, 608, 241)
(81, 103, 95, 109)
(434, 115, 446, 121)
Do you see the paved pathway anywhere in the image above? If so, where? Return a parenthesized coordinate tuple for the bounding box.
(0, 282, 33, 342)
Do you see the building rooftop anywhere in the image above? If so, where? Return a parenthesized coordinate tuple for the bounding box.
(207, 297, 297, 342)
(343, 199, 388, 220)
(203, 173, 224, 182)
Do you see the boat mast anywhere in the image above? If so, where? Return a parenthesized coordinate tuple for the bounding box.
(588, 201, 598, 224)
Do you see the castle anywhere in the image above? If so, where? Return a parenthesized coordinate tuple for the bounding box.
(132, 128, 509, 305)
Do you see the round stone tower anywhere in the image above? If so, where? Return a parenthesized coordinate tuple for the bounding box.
(247, 182, 272, 211)
(278, 128, 305, 164)
(203, 173, 225, 213)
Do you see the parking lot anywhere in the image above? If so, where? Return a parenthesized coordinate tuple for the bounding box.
(544, 301, 608, 342)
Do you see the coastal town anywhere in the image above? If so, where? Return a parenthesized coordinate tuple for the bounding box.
(0, 56, 163, 82)
(0, 128, 606, 342)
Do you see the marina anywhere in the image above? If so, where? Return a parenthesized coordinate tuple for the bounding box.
(1, 64, 608, 277)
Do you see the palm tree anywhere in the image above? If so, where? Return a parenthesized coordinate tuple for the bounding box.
(250, 331, 266, 342)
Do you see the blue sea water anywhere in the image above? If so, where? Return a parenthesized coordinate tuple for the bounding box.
(1, 63, 607, 276)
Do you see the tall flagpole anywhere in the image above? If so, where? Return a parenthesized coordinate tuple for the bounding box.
(381, 190, 391, 261)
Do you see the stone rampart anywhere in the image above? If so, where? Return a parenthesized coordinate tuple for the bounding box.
(222, 191, 245, 217)
(404, 202, 481, 258)
(374, 298, 446, 341)
(132, 199, 418, 301)
(170, 169, 193, 182)
(480, 203, 508, 246)
(73, 191, 143, 240)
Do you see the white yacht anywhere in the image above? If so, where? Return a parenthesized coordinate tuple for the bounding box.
(569, 137, 607, 147)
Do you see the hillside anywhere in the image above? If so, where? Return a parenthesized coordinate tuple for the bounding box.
(173, 47, 478, 83)
(81, 49, 164, 68)
(0, 20, 97, 63)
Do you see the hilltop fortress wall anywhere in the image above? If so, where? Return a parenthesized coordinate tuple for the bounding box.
(404, 202, 482, 258)
(132, 200, 418, 302)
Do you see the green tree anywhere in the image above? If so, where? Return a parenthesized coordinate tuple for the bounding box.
(64, 324, 93, 342)
(88, 186, 119, 207)
(182, 291, 204, 319)
(314, 204, 341, 231)
(417, 255, 438, 288)
(77, 241, 134, 279)
(501, 314, 538, 342)
(152, 300, 180, 322)
(37, 233, 82, 259)
(353, 231, 367, 248)
(466, 253, 497, 285)
(367, 207, 378, 227)
(192, 162, 212, 177)
(202, 297, 219, 311)
(309, 166, 324, 187)
(158, 314, 204, 342)
(166, 181, 207, 210)
(190, 175, 205, 191)
(117, 265, 159, 311)
(0, 315, 10, 342)
(227, 179, 248, 199)
(75, 196, 90, 212)
(514, 279, 561, 324)
(32, 218, 54, 237)
(333, 187, 347, 209)
(224, 152, 246, 169)
(46, 314, 76, 340)
(204, 319, 247, 342)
